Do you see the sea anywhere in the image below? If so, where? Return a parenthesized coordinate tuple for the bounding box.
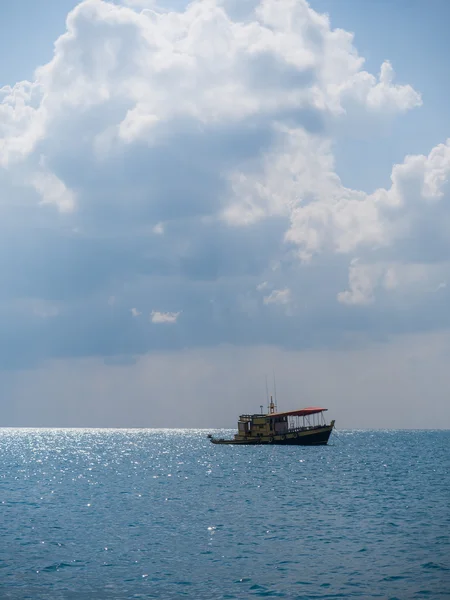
(0, 429, 448, 599)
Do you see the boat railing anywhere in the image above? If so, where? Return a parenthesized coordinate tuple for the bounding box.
(287, 424, 329, 433)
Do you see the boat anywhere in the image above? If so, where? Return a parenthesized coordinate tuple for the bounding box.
(208, 396, 335, 446)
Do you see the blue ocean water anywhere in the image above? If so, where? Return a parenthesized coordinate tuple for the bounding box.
(0, 429, 449, 599)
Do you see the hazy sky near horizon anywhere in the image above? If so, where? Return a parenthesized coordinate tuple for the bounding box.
(1, 0, 450, 428)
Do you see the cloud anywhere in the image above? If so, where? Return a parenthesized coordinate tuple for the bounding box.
(31, 168, 75, 212)
(232, 130, 450, 263)
(130, 307, 141, 317)
(291, 138, 450, 261)
(1, 0, 420, 167)
(263, 288, 292, 306)
(151, 310, 181, 324)
(0, 0, 447, 371)
(337, 258, 450, 306)
(337, 260, 379, 306)
(0, 81, 44, 168)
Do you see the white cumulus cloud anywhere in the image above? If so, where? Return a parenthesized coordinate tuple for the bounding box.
(0, 0, 447, 368)
(151, 310, 181, 324)
(31, 169, 76, 213)
(263, 288, 292, 306)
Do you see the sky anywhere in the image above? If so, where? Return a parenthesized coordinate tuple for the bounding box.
(1, 0, 449, 428)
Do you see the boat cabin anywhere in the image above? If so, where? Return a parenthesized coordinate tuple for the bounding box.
(234, 398, 329, 442)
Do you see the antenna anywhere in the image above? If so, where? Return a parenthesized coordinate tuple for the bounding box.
(273, 371, 278, 412)
(265, 375, 270, 413)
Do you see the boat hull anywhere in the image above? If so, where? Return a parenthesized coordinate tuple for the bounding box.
(210, 425, 333, 446)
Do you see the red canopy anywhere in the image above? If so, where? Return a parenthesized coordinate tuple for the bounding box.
(268, 407, 327, 418)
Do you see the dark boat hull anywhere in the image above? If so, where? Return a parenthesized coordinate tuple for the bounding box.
(210, 425, 333, 446)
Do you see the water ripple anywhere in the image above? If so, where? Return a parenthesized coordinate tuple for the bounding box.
(0, 428, 448, 599)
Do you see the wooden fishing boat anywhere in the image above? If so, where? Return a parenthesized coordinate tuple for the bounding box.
(208, 397, 335, 446)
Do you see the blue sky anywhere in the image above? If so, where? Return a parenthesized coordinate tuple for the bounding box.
(1, 0, 449, 427)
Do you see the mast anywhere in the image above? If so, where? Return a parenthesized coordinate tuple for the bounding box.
(269, 395, 275, 414)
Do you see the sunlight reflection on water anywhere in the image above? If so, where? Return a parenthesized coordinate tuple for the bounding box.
(0, 428, 449, 599)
